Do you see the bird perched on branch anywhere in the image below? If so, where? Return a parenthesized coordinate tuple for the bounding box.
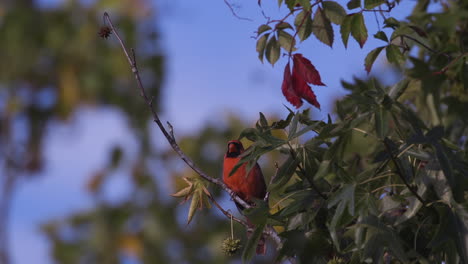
(223, 140, 267, 255)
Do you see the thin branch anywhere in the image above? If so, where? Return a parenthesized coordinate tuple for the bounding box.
(383, 138, 426, 205)
(207, 193, 249, 227)
(400, 34, 450, 60)
(103, 12, 252, 210)
(223, 0, 253, 21)
(207, 191, 282, 248)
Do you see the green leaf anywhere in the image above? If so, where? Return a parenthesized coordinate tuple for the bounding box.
(256, 33, 269, 63)
(375, 104, 389, 138)
(242, 222, 266, 263)
(328, 184, 355, 216)
(285, 0, 296, 11)
(297, 0, 311, 11)
(265, 36, 280, 66)
(384, 17, 400, 29)
(373, 31, 388, 42)
(364, 0, 385, 9)
(276, 21, 293, 30)
(311, 7, 334, 47)
(385, 44, 405, 64)
(314, 160, 330, 180)
(350, 13, 367, 48)
(347, 0, 360, 9)
(278, 30, 296, 52)
(269, 156, 300, 191)
(272, 112, 294, 129)
(340, 15, 353, 48)
(257, 24, 271, 35)
(294, 10, 313, 41)
(322, 1, 347, 25)
(259, 112, 268, 128)
(187, 192, 200, 224)
(388, 78, 409, 99)
(364, 46, 385, 73)
(288, 113, 299, 140)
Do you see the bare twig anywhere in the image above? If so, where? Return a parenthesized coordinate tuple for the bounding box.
(103, 12, 253, 211)
(223, 0, 253, 21)
(400, 34, 450, 60)
(207, 193, 249, 227)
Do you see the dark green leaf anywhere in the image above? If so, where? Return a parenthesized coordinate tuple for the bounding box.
(350, 13, 367, 48)
(375, 105, 389, 138)
(426, 125, 444, 143)
(328, 184, 355, 216)
(294, 10, 313, 41)
(388, 79, 409, 99)
(276, 21, 293, 30)
(257, 24, 272, 35)
(322, 1, 346, 25)
(288, 113, 299, 140)
(384, 17, 400, 29)
(269, 156, 300, 191)
(314, 160, 330, 180)
(272, 112, 294, 129)
(312, 7, 334, 47)
(278, 30, 296, 52)
(297, 0, 311, 11)
(259, 112, 268, 128)
(340, 15, 353, 48)
(256, 33, 269, 63)
(386, 44, 405, 64)
(285, 0, 297, 11)
(239, 127, 259, 142)
(265, 36, 280, 66)
(364, 0, 385, 9)
(347, 0, 360, 9)
(364, 46, 385, 73)
(373, 31, 388, 42)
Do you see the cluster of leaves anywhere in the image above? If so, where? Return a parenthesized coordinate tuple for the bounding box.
(229, 75, 468, 263)
(0, 0, 166, 263)
(174, 0, 468, 263)
(256, 0, 399, 109)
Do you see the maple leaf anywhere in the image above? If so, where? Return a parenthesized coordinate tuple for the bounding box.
(280, 54, 324, 109)
(282, 62, 303, 108)
(292, 53, 326, 86)
(292, 67, 321, 109)
(171, 176, 211, 224)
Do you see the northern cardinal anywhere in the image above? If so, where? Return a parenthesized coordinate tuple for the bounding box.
(223, 140, 267, 255)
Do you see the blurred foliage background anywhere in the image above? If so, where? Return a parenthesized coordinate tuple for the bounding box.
(2, 0, 468, 263)
(0, 0, 277, 263)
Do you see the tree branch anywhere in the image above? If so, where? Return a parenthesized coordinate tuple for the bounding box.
(223, 0, 253, 21)
(102, 12, 253, 210)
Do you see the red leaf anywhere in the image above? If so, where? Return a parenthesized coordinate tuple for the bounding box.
(292, 53, 326, 86)
(292, 68, 321, 109)
(282, 63, 303, 108)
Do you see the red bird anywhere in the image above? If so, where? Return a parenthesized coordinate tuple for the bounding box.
(223, 140, 267, 255)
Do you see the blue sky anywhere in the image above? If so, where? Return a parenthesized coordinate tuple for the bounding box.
(10, 0, 416, 263)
